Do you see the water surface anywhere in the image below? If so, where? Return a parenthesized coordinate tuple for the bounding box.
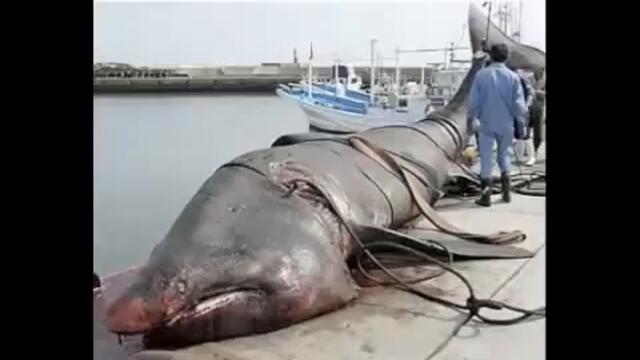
(93, 93, 308, 275)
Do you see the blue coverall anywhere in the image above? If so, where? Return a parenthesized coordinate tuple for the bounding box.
(468, 62, 528, 179)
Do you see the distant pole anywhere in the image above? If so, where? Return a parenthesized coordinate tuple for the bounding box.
(498, 3, 504, 32)
(498, 4, 507, 34)
(370, 38, 377, 104)
(449, 42, 455, 68)
(308, 63, 312, 98)
(518, 1, 523, 41)
(505, 3, 510, 35)
(443, 49, 448, 69)
(377, 52, 381, 79)
(308, 42, 313, 98)
(509, 3, 513, 35)
(484, 1, 493, 46)
(420, 65, 425, 87)
(505, 3, 509, 33)
(395, 47, 400, 94)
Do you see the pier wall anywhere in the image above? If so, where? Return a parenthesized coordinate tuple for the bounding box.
(93, 64, 432, 93)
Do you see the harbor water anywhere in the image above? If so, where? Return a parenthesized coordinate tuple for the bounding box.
(93, 94, 308, 275)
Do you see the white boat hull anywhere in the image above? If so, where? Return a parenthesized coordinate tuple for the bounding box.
(276, 83, 427, 133)
(298, 98, 427, 133)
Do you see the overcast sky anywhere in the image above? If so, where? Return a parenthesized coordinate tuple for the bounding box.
(94, 0, 545, 67)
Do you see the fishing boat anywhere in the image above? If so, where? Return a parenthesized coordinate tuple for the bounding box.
(299, 95, 427, 134)
(276, 44, 426, 133)
(425, 66, 469, 113)
(276, 79, 426, 133)
(276, 83, 370, 115)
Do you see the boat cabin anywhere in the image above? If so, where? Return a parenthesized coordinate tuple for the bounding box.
(331, 64, 363, 91)
(426, 68, 467, 110)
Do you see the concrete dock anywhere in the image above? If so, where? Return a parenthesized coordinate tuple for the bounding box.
(93, 63, 304, 93)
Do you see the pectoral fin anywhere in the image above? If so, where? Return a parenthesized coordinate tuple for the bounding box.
(349, 224, 532, 288)
(271, 132, 347, 147)
(354, 224, 534, 261)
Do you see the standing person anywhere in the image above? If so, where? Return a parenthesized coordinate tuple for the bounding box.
(514, 70, 535, 165)
(468, 44, 528, 207)
(529, 69, 546, 158)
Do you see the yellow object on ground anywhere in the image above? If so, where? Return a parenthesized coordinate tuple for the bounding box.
(461, 146, 479, 166)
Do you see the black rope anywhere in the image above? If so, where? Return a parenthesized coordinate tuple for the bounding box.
(349, 136, 526, 244)
(285, 134, 546, 199)
(446, 170, 546, 198)
(375, 124, 475, 179)
(355, 227, 455, 286)
(279, 133, 544, 331)
(221, 139, 545, 332)
(284, 178, 545, 333)
(374, 123, 546, 199)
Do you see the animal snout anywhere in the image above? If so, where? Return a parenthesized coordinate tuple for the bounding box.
(106, 295, 166, 334)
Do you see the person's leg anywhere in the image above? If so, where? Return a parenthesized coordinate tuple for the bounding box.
(496, 130, 514, 202)
(478, 132, 494, 179)
(514, 113, 533, 164)
(514, 139, 525, 163)
(532, 106, 543, 152)
(524, 138, 536, 166)
(476, 131, 494, 207)
(519, 107, 539, 165)
(496, 130, 514, 174)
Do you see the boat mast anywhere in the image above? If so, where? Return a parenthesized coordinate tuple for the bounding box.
(515, 1, 523, 41)
(483, 1, 493, 46)
(376, 52, 382, 87)
(370, 38, 377, 104)
(308, 42, 313, 98)
(507, 2, 512, 36)
(395, 47, 400, 95)
(510, 2, 520, 41)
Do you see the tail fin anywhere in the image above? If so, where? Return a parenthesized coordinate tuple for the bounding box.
(468, 3, 545, 72)
(419, 4, 546, 147)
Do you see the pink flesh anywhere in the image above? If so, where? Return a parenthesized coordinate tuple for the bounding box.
(94, 267, 146, 355)
(98, 265, 144, 309)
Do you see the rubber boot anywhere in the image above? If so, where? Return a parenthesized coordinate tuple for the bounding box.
(501, 172, 511, 203)
(475, 178, 492, 207)
(524, 139, 536, 166)
(514, 140, 525, 164)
